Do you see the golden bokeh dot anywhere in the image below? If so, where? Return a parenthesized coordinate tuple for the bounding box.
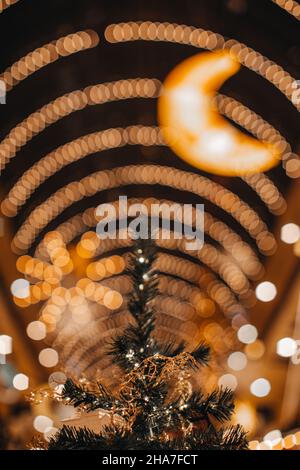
(96, 262, 106, 279)
(13, 296, 31, 308)
(44, 265, 62, 284)
(16, 255, 31, 273)
(195, 298, 216, 317)
(245, 340, 265, 360)
(93, 285, 107, 302)
(103, 290, 123, 310)
(104, 257, 116, 275)
(51, 286, 68, 306)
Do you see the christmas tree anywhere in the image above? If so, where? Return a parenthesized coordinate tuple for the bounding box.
(45, 239, 248, 450)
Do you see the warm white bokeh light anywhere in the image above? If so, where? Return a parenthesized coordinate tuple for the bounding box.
(233, 401, 257, 433)
(237, 324, 258, 344)
(245, 340, 265, 360)
(48, 371, 67, 390)
(38, 348, 59, 368)
(255, 281, 277, 302)
(264, 429, 282, 444)
(250, 378, 271, 397)
(276, 337, 297, 358)
(10, 278, 30, 299)
(44, 426, 59, 442)
(280, 223, 300, 244)
(26, 321, 47, 341)
(13, 373, 29, 390)
(33, 415, 53, 433)
(218, 373, 238, 391)
(227, 351, 247, 371)
(0, 335, 12, 355)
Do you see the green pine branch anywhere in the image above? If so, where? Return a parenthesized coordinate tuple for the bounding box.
(41, 239, 248, 451)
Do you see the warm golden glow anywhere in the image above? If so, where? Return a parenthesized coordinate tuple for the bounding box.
(12, 165, 275, 256)
(272, 0, 300, 20)
(0, 30, 99, 95)
(105, 21, 300, 177)
(158, 50, 281, 176)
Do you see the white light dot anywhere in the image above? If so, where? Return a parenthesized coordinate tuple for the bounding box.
(44, 426, 59, 442)
(280, 223, 300, 244)
(48, 371, 67, 390)
(13, 373, 29, 390)
(250, 378, 271, 397)
(38, 348, 59, 368)
(255, 281, 277, 302)
(227, 351, 247, 371)
(237, 324, 258, 344)
(0, 335, 12, 354)
(276, 337, 297, 358)
(26, 321, 46, 341)
(264, 429, 282, 443)
(33, 415, 53, 433)
(258, 441, 272, 450)
(10, 278, 30, 299)
(218, 374, 238, 391)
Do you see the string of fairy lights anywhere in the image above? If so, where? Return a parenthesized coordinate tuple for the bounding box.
(272, 0, 300, 20)
(0, 92, 286, 217)
(0, 30, 99, 93)
(37, 224, 241, 317)
(12, 164, 275, 256)
(1, 3, 300, 448)
(0, 79, 286, 215)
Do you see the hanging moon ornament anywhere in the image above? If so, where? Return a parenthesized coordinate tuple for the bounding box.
(158, 50, 280, 176)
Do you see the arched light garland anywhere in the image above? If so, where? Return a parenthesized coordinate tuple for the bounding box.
(0, 79, 286, 210)
(0, 78, 160, 172)
(249, 428, 300, 450)
(14, 231, 124, 312)
(2, 120, 286, 218)
(35, 197, 262, 279)
(12, 164, 275, 256)
(104, 22, 299, 109)
(36, 226, 240, 318)
(0, 30, 99, 94)
(64, 229, 248, 316)
(272, 0, 300, 20)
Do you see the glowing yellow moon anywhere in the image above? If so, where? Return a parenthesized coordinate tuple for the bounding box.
(158, 50, 280, 176)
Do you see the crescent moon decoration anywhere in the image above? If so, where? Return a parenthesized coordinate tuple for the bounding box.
(158, 50, 281, 176)
(106, 21, 300, 178)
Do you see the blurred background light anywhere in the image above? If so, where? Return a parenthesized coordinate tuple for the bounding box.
(33, 415, 53, 433)
(38, 348, 59, 368)
(245, 340, 265, 360)
(276, 337, 297, 358)
(0, 335, 12, 354)
(280, 223, 300, 244)
(255, 281, 277, 302)
(227, 351, 247, 371)
(218, 373, 238, 391)
(26, 321, 47, 341)
(12, 373, 29, 391)
(250, 378, 271, 397)
(237, 324, 258, 344)
(10, 278, 30, 299)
